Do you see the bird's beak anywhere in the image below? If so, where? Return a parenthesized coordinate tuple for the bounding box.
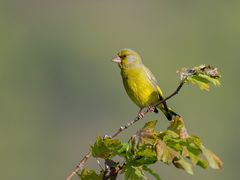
(111, 55, 121, 64)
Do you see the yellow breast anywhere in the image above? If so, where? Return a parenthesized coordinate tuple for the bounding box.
(121, 66, 159, 108)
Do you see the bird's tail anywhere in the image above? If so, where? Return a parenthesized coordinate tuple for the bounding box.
(157, 103, 179, 121)
(163, 108, 179, 121)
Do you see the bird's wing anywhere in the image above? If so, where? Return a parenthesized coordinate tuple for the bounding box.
(143, 66, 164, 98)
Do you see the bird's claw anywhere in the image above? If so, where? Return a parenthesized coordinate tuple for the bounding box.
(148, 105, 157, 113)
(138, 112, 145, 119)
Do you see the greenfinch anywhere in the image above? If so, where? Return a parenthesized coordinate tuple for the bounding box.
(112, 48, 178, 120)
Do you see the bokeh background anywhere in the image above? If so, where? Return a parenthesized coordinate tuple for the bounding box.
(1, 0, 239, 179)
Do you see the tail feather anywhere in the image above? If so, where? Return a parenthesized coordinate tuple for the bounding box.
(157, 104, 179, 121)
(157, 93, 179, 120)
(164, 109, 179, 121)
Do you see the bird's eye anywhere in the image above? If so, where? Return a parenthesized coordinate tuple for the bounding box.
(122, 55, 126, 58)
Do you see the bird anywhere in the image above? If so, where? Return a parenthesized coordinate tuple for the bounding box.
(112, 48, 178, 121)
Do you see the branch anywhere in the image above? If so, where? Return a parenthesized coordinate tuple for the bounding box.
(155, 78, 185, 107)
(66, 152, 91, 180)
(66, 79, 186, 180)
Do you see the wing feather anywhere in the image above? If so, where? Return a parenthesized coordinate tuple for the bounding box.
(143, 66, 164, 98)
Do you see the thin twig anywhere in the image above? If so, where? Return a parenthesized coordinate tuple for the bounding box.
(66, 79, 186, 180)
(66, 152, 91, 180)
(110, 107, 150, 139)
(155, 79, 185, 107)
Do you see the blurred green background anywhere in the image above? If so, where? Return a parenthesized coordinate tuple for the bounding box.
(0, 0, 239, 179)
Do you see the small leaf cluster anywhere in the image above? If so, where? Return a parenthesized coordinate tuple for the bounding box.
(79, 117, 222, 180)
(178, 64, 221, 91)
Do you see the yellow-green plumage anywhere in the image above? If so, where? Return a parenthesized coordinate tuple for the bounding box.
(112, 48, 178, 120)
(121, 66, 160, 108)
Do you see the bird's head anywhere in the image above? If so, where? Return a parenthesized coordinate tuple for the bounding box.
(112, 48, 142, 68)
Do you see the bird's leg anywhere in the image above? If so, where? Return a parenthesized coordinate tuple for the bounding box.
(148, 105, 158, 113)
(138, 105, 157, 119)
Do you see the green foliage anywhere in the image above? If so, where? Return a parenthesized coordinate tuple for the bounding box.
(124, 165, 147, 180)
(79, 117, 222, 179)
(201, 145, 223, 169)
(79, 168, 103, 180)
(178, 64, 221, 91)
(173, 158, 193, 175)
(91, 136, 123, 159)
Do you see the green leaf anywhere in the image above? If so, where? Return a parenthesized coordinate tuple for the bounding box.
(79, 168, 103, 180)
(173, 158, 194, 175)
(116, 143, 130, 156)
(198, 74, 220, 86)
(188, 75, 211, 91)
(196, 159, 209, 169)
(178, 64, 221, 91)
(130, 120, 158, 148)
(178, 137, 208, 169)
(155, 140, 179, 164)
(188, 151, 208, 169)
(201, 145, 223, 169)
(143, 120, 158, 130)
(167, 117, 185, 132)
(186, 136, 202, 149)
(155, 140, 166, 162)
(124, 166, 147, 180)
(184, 140, 202, 157)
(158, 130, 179, 141)
(133, 146, 157, 166)
(91, 136, 123, 159)
(142, 165, 161, 180)
(167, 116, 189, 138)
(162, 134, 182, 151)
